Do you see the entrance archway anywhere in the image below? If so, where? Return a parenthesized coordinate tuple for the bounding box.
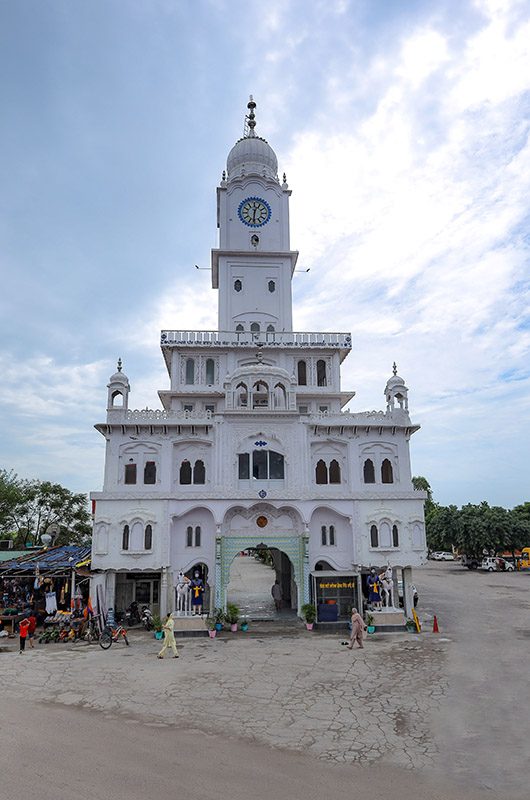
(226, 547, 297, 619)
(215, 534, 309, 616)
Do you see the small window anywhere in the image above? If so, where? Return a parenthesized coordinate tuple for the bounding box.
(238, 453, 250, 480)
(144, 461, 156, 485)
(250, 322, 260, 333)
(370, 524, 379, 548)
(269, 450, 285, 480)
(268, 280, 276, 293)
(183, 404, 194, 413)
(297, 360, 307, 386)
(124, 464, 137, 485)
(180, 460, 192, 485)
(111, 390, 124, 407)
(205, 358, 215, 384)
(186, 525, 193, 547)
(236, 324, 244, 332)
(315, 459, 328, 485)
(392, 524, 399, 548)
(122, 525, 130, 551)
(252, 449, 268, 480)
(193, 459, 205, 485)
(329, 459, 341, 484)
(234, 279, 242, 292)
(319, 406, 329, 414)
(329, 524, 335, 546)
(382, 458, 394, 484)
(144, 524, 152, 550)
(266, 324, 275, 333)
(205, 404, 215, 414)
(321, 525, 327, 546)
(195, 526, 201, 547)
(236, 383, 248, 407)
(316, 359, 327, 386)
(363, 459, 375, 484)
(185, 358, 195, 385)
(298, 405, 309, 414)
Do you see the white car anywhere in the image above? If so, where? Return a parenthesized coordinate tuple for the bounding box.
(435, 551, 454, 561)
(481, 557, 514, 572)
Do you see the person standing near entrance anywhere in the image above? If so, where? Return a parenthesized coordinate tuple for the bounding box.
(271, 580, 282, 611)
(347, 608, 365, 649)
(18, 616, 30, 654)
(157, 612, 179, 659)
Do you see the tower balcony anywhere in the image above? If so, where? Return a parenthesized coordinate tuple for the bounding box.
(160, 329, 352, 363)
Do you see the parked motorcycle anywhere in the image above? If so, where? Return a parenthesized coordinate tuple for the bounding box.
(141, 605, 154, 631)
(124, 601, 141, 626)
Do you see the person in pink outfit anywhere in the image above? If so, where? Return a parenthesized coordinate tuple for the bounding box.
(347, 608, 366, 649)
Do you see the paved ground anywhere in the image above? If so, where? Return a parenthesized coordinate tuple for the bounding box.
(226, 553, 279, 618)
(1, 561, 528, 799)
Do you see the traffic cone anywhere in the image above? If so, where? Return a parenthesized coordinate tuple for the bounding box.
(432, 615, 439, 633)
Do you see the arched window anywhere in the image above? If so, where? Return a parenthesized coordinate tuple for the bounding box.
(193, 460, 205, 484)
(250, 322, 260, 333)
(274, 383, 286, 409)
(329, 524, 335, 546)
(315, 459, 328, 484)
(236, 324, 244, 332)
(122, 525, 129, 551)
(392, 524, 399, 548)
(205, 358, 215, 384)
(185, 358, 195, 385)
(363, 459, 375, 483)
(329, 459, 341, 484)
(234, 279, 242, 292)
(370, 524, 379, 548)
(253, 381, 268, 408)
(316, 359, 327, 386)
(268, 280, 275, 293)
(245, 450, 285, 480)
(297, 360, 307, 386)
(186, 525, 193, 547)
(266, 324, 275, 332)
(144, 461, 156, 484)
(236, 382, 248, 408)
(321, 525, 327, 546)
(195, 526, 201, 547)
(124, 463, 137, 485)
(144, 524, 152, 550)
(381, 458, 394, 483)
(179, 460, 192, 485)
(111, 390, 123, 407)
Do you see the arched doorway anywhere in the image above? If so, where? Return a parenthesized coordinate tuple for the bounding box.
(226, 546, 297, 620)
(215, 534, 309, 616)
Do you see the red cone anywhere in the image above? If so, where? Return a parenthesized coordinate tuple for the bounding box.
(432, 615, 439, 633)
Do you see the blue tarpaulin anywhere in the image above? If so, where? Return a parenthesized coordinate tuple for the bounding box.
(0, 545, 91, 575)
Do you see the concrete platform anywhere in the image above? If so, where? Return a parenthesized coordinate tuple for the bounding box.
(173, 616, 208, 637)
(371, 608, 405, 627)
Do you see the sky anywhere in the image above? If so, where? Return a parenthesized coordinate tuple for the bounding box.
(1, 0, 529, 509)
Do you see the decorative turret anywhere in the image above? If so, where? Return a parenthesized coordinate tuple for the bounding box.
(106, 358, 130, 416)
(385, 362, 409, 414)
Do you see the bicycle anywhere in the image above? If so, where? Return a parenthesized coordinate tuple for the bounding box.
(99, 623, 129, 649)
(79, 616, 101, 644)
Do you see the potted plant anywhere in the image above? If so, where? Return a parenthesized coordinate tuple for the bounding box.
(152, 614, 164, 640)
(240, 615, 249, 632)
(225, 602, 240, 632)
(206, 618, 217, 638)
(301, 603, 316, 630)
(213, 607, 224, 632)
(365, 613, 376, 634)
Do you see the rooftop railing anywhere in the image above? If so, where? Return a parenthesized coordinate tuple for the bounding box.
(160, 330, 352, 349)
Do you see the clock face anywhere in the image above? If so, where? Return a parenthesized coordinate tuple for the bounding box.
(238, 197, 271, 228)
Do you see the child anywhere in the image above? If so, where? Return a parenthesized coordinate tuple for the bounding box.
(19, 616, 30, 654)
(27, 611, 37, 648)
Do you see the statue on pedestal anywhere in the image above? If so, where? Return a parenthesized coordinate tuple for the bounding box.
(380, 565, 393, 608)
(367, 568, 382, 610)
(189, 570, 205, 616)
(176, 571, 190, 615)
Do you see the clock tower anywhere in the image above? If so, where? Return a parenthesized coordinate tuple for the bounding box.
(211, 97, 298, 333)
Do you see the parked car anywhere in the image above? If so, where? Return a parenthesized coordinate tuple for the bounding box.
(481, 557, 514, 572)
(431, 551, 454, 561)
(460, 554, 480, 569)
(397, 580, 419, 607)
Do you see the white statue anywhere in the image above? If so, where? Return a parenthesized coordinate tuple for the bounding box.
(380, 566, 393, 608)
(176, 571, 191, 614)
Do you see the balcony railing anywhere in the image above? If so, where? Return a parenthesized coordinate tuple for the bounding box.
(160, 330, 352, 350)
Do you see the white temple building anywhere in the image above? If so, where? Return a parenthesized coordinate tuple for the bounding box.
(90, 98, 427, 624)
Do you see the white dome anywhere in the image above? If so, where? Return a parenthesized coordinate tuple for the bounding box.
(227, 135, 278, 182)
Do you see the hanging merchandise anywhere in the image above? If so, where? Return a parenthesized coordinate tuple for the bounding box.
(45, 591, 58, 614)
(34, 565, 40, 590)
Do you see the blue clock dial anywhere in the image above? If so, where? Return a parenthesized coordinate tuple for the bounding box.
(238, 197, 271, 227)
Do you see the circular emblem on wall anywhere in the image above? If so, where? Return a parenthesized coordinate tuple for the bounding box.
(238, 197, 271, 228)
(258, 489, 267, 499)
(256, 515, 268, 529)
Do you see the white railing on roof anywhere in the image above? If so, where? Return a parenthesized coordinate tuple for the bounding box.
(160, 330, 352, 349)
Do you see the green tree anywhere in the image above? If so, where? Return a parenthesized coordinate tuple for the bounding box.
(0, 474, 91, 548)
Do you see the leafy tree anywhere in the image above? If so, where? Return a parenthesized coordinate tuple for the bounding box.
(0, 473, 91, 548)
(426, 504, 459, 552)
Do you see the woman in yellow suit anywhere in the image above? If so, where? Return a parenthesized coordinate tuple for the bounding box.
(157, 612, 179, 659)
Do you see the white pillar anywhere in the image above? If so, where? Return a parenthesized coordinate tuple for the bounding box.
(160, 568, 168, 617)
(402, 566, 414, 618)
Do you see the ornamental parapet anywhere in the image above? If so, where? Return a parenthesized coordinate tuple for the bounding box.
(125, 409, 214, 421)
(161, 329, 352, 352)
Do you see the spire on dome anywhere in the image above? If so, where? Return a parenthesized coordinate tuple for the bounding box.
(117, 357, 122, 373)
(392, 361, 397, 376)
(245, 95, 257, 138)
